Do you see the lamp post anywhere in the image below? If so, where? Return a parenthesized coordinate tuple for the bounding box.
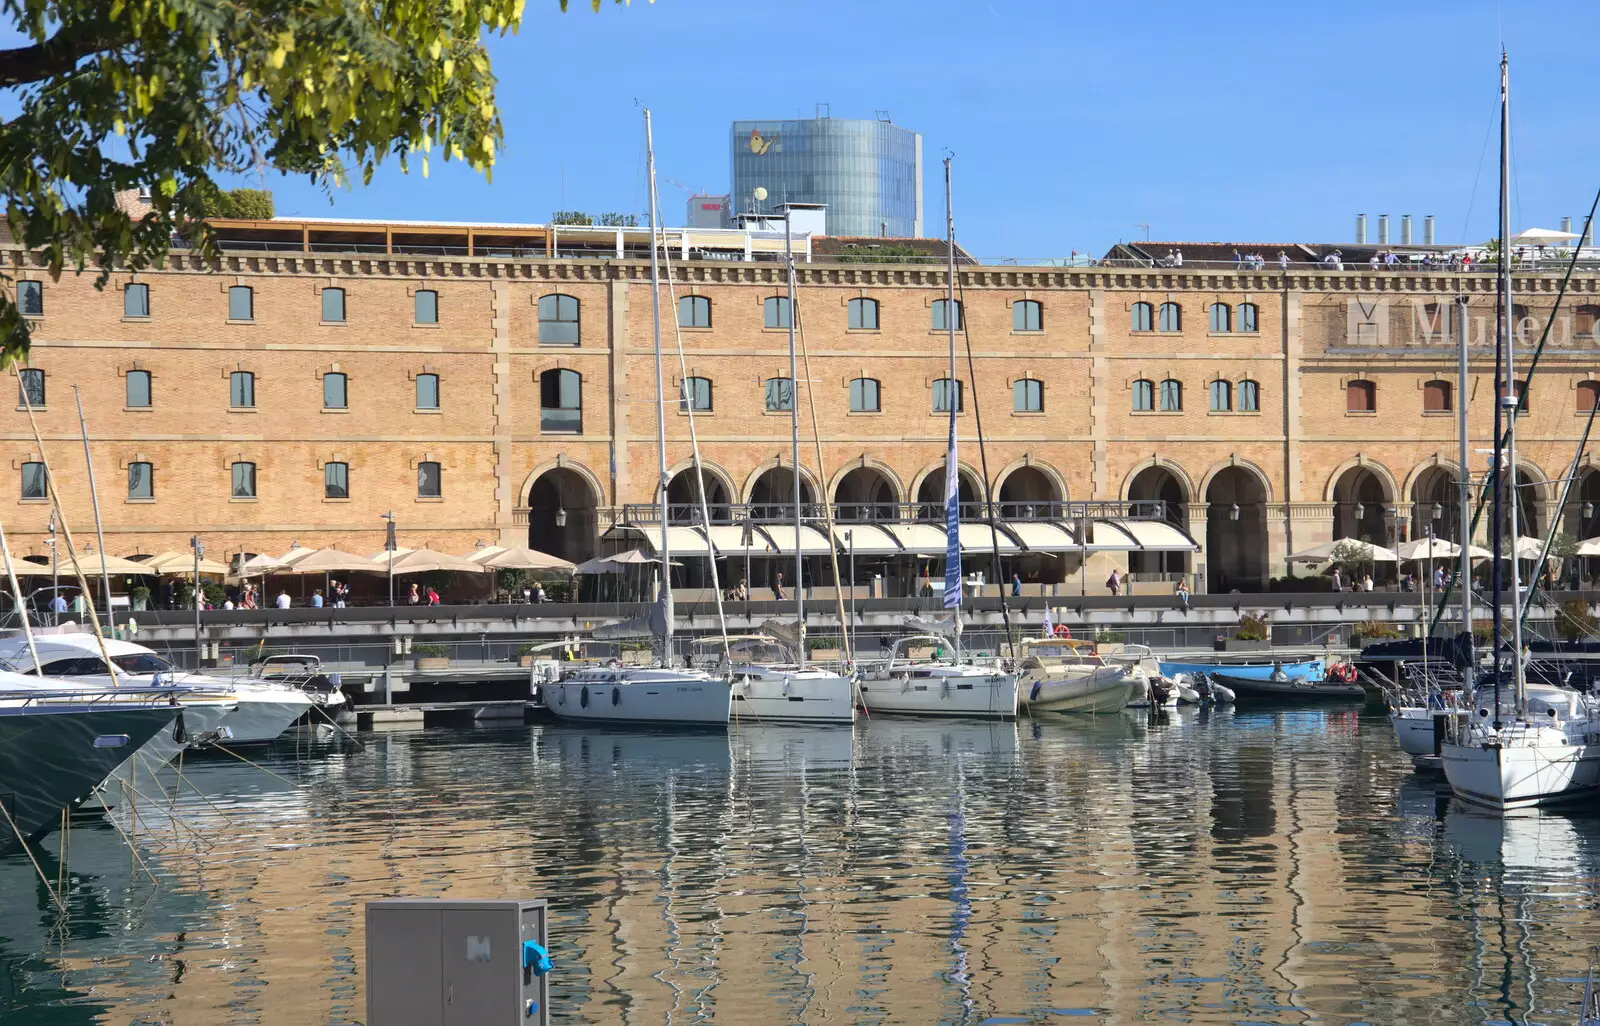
(190, 534, 203, 669)
(381, 511, 396, 610)
(846, 529, 856, 630)
(46, 513, 57, 618)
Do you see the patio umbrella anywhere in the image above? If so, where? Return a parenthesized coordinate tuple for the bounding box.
(1576, 537, 1600, 558)
(385, 548, 487, 575)
(472, 545, 574, 572)
(1395, 537, 1461, 561)
(368, 547, 414, 562)
(574, 549, 680, 574)
(1511, 227, 1581, 244)
(278, 544, 319, 567)
(284, 548, 386, 574)
(1508, 536, 1547, 559)
(1286, 538, 1399, 563)
(142, 550, 230, 576)
(237, 552, 287, 575)
(63, 552, 153, 576)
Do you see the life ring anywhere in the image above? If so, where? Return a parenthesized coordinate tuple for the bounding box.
(1330, 663, 1357, 683)
(1053, 624, 1071, 639)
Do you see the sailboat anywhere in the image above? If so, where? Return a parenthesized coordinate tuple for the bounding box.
(857, 158, 1019, 721)
(1439, 54, 1600, 810)
(722, 206, 855, 725)
(547, 108, 731, 727)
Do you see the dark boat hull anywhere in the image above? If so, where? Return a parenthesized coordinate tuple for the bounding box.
(1207, 672, 1366, 703)
(0, 704, 178, 852)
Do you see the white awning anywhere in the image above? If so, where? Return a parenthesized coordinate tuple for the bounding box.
(1109, 519, 1199, 552)
(605, 524, 716, 558)
(1072, 521, 1141, 552)
(1002, 521, 1080, 552)
(877, 524, 951, 556)
(701, 524, 780, 556)
(831, 524, 906, 555)
(754, 524, 836, 556)
(956, 522, 1022, 555)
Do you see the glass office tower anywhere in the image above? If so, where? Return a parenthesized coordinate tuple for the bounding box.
(731, 118, 923, 238)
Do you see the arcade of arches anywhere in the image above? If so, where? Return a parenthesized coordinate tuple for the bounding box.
(520, 452, 1576, 595)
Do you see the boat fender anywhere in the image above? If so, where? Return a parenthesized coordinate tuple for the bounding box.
(612, 686, 620, 706)
(558, 687, 566, 706)
(580, 686, 589, 709)
(172, 711, 187, 744)
(782, 677, 792, 697)
(1030, 680, 1043, 703)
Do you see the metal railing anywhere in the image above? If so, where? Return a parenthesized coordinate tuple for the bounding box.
(615, 500, 1165, 528)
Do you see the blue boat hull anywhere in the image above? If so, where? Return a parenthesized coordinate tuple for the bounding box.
(1158, 658, 1325, 682)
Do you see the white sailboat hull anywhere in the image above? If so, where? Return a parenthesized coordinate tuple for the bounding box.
(1390, 708, 1440, 757)
(1442, 731, 1600, 810)
(731, 668, 856, 724)
(548, 671, 731, 726)
(859, 669, 1017, 720)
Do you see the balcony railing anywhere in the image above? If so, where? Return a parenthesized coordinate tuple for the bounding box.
(615, 500, 1166, 527)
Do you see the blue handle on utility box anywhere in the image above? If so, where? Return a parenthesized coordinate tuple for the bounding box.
(522, 940, 552, 976)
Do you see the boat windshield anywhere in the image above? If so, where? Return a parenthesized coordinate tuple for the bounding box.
(112, 652, 176, 674)
(1022, 644, 1105, 670)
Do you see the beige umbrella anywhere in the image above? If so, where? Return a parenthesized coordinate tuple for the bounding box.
(6, 559, 54, 576)
(472, 545, 574, 572)
(1286, 538, 1399, 563)
(466, 544, 507, 563)
(142, 550, 230, 576)
(1395, 537, 1461, 561)
(278, 544, 320, 567)
(238, 552, 287, 574)
(284, 548, 386, 574)
(369, 547, 414, 562)
(1575, 537, 1600, 557)
(386, 548, 488, 575)
(63, 552, 153, 576)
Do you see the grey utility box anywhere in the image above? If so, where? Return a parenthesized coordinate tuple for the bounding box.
(366, 899, 550, 1026)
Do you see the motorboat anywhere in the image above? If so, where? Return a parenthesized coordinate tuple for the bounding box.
(705, 636, 856, 725)
(0, 631, 313, 744)
(1206, 670, 1366, 703)
(857, 635, 1018, 720)
(546, 665, 731, 726)
(1157, 657, 1325, 682)
(1015, 638, 1130, 713)
(245, 652, 350, 720)
(0, 687, 179, 852)
(1383, 662, 1471, 766)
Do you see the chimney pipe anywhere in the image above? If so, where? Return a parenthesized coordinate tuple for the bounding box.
(1401, 215, 1413, 245)
(1378, 214, 1389, 246)
(1356, 214, 1367, 244)
(1587, 220, 1595, 247)
(1424, 215, 1435, 246)
(1562, 215, 1573, 243)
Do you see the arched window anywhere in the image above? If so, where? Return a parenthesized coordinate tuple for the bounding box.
(763, 296, 791, 329)
(932, 377, 963, 413)
(414, 289, 438, 324)
(1347, 379, 1376, 413)
(1131, 302, 1154, 332)
(1577, 305, 1600, 339)
(1423, 379, 1452, 412)
(678, 295, 711, 328)
(1237, 379, 1260, 412)
(1208, 304, 1231, 333)
(415, 373, 439, 410)
(1013, 300, 1043, 332)
(20, 461, 46, 500)
(538, 294, 580, 345)
(125, 369, 152, 408)
(681, 376, 712, 412)
(320, 287, 346, 323)
(1238, 302, 1259, 332)
(1131, 378, 1155, 412)
(231, 461, 257, 499)
(227, 285, 253, 321)
(1159, 378, 1182, 411)
(417, 461, 442, 498)
(1158, 302, 1182, 332)
(539, 369, 582, 432)
(127, 461, 154, 499)
(1013, 378, 1043, 412)
(17, 368, 44, 407)
(1209, 379, 1232, 411)
(849, 377, 880, 413)
(932, 299, 962, 332)
(229, 371, 254, 408)
(1579, 380, 1600, 413)
(764, 377, 794, 412)
(322, 371, 348, 410)
(848, 297, 879, 330)
(16, 281, 42, 316)
(124, 283, 150, 318)
(324, 462, 349, 499)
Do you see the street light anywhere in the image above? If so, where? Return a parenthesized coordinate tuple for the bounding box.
(381, 511, 396, 609)
(190, 534, 203, 669)
(555, 507, 568, 528)
(846, 529, 856, 640)
(1354, 501, 1366, 522)
(1229, 503, 1240, 521)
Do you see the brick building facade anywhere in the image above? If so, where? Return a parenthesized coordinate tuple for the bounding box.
(6, 219, 1600, 592)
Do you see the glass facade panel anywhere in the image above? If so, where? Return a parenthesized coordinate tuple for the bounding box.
(731, 118, 923, 238)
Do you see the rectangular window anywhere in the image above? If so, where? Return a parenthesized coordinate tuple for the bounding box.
(323, 372, 348, 409)
(764, 297, 791, 329)
(1132, 380, 1154, 412)
(1159, 379, 1182, 412)
(127, 461, 153, 500)
(539, 370, 582, 433)
(324, 462, 349, 499)
(849, 377, 880, 413)
(230, 371, 255, 408)
(932, 378, 963, 413)
(228, 285, 253, 321)
(15, 281, 42, 317)
(764, 377, 794, 412)
(417, 461, 442, 498)
(416, 373, 439, 410)
(321, 287, 346, 323)
(231, 462, 256, 499)
(20, 462, 46, 500)
(1237, 380, 1260, 412)
(125, 370, 152, 408)
(18, 369, 44, 407)
(1238, 303, 1259, 333)
(123, 283, 150, 318)
(680, 376, 712, 412)
(932, 299, 963, 332)
(415, 289, 439, 324)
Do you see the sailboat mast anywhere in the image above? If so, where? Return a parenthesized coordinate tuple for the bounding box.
(1488, 55, 1506, 726)
(645, 108, 673, 654)
(1455, 294, 1474, 691)
(1497, 54, 1528, 714)
(784, 212, 806, 667)
(942, 156, 962, 658)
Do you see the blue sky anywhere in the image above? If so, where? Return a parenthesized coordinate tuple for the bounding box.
(248, 1, 1596, 259)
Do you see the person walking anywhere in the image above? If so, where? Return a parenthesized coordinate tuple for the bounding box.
(1331, 567, 1343, 592)
(1362, 572, 1374, 593)
(408, 582, 420, 605)
(426, 587, 440, 606)
(1106, 567, 1122, 597)
(1011, 572, 1022, 597)
(772, 572, 785, 602)
(735, 579, 749, 602)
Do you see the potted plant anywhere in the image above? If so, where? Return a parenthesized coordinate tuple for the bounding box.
(1352, 619, 1402, 648)
(1557, 598, 1598, 642)
(807, 635, 844, 662)
(129, 585, 151, 611)
(413, 643, 450, 670)
(517, 642, 539, 667)
(1217, 612, 1271, 651)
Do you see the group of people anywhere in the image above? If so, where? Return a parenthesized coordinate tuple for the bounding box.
(405, 582, 442, 606)
(1329, 567, 1377, 592)
(1229, 249, 1283, 271)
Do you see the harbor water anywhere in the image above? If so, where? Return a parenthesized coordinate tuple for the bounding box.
(5, 709, 1600, 1025)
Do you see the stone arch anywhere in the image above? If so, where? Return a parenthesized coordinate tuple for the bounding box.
(1196, 456, 1276, 506)
(1570, 458, 1600, 541)
(664, 459, 736, 523)
(831, 459, 903, 523)
(523, 459, 603, 563)
(827, 457, 905, 504)
(1504, 459, 1551, 539)
(910, 459, 985, 519)
(1124, 458, 1194, 577)
(743, 459, 821, 517)
(1409, 463, 1462, 544)
(992, 456, 1068, 515)
(1202, 461, 1271, 593)
(1326, 458, 1398, 544)
(1120, 455, 1197, 506)
(1320, 455, 1400, 505)
(1401, 454, 1466, 506)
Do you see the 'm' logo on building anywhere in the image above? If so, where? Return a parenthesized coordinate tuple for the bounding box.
(1346, 297, 1388, 346)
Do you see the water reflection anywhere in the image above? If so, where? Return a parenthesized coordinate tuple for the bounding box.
(2, 712, 1600, 1023)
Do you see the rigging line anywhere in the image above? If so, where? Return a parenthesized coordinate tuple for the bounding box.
(0, 790, 65, 913)
(791, 288, 855, 664)
(1460, 95, 1499, 246)
(953, 274, 1018, 664)
(1519, 393, 1600, 633)
(88, 782, 160, 887)
(654, 173, 731, 667)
